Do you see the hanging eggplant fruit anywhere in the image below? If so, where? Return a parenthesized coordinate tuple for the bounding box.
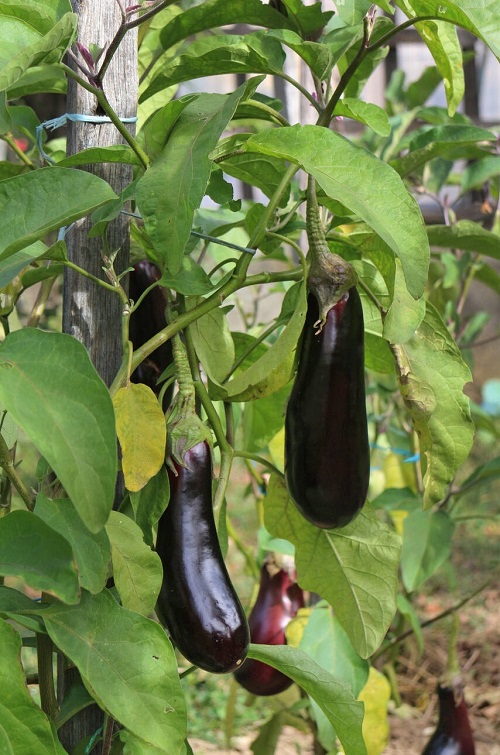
(421, 683, 475, 755)
(129, 260, 173, 411)
(284, 179, 370, 529)
(234, 559, 304, 696)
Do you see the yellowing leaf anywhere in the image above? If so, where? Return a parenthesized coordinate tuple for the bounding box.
(390, 510, 409, 537)
(358, 667, 391, 755)
(268, 426, 285, 472)
(113, 383, 166, 493)
(285, 607, 310, 648)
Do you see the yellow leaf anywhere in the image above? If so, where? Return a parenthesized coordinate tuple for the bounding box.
(113, 383, 166, 493)
(268, 426, 285, 472)
(358, 667, 391, 755)
(285, 607, 310, 648)
(390, 509, 409, 537)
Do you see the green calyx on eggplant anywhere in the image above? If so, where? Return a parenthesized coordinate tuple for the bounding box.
(421, 682, 475, 755)
(284, 287, 370, 529)
(234, 559, 304, 696)
(129, 260, 173, 411)
(155, 440, 249, 674)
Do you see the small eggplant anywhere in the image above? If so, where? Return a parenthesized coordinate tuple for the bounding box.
(422, 683, 475, 755)
(285, 289, 369, 529)
(129, 260, 173, 411)
(156, 441, 249, 674)
(234, 562, 304, 696)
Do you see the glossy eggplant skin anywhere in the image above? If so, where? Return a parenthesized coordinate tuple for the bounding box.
(156, 441, 249, 674)
(129, 260, 173, 411)
(285, 288, 369, 529)
(422, 685, 475, 755)
(234, 565, 304, 696)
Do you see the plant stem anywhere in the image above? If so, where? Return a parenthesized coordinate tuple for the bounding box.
(101, 714, 115, 755)
(37, 632, 59, 720)
(233, 450, 284, 479)
(63, 260, 124, 297)
(372, 581, 489, 662)
(2, 134, 36, 168)
(27, 276, 57, 327)
(244, 98, 291, 127)
(0, 433, 34, 511)
(226, 518, 260, 580)
(60, 63, 149, 169)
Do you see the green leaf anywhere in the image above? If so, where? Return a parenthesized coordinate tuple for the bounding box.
(391, 303, 474, 509)
(250, 711, 285, 755)
(210, 280, 307, 402)
(0, 12, 76, 91)
(390, 125, 496, 177)
(265, 475, 401, 658)
(0, 618, 66, 754)
(427, 220, 500, 260)
(140, 33, 285, 102)
(334, 0, 372, 25)
(34, 494, 111, 595)
(6, 64, 67, 98)
(219, 150, 289, 200)
(401, 509, 454, 591)
(159, 256, 214, 295)
(141, 96, 196, 163)
(0, 329, 117, 533)
(246, 643, 366, 755)
(57, 145, 143, 168)
(0, 585, 45, 633)
(0, 510, 79, 603)
(158, 0, 294, 51)
(243, 384, 290, 452)
(129, 466, 170, 547)
(400, 0, 500, 60)
(0, 241, 46, 288)
(397, 594, 424, 655)
(105, 512, 163, 616)
(411, 17, 464, 115)
(334, 98, 391, 137)
(190, 306, 235, 384)
(136, 90, 244, 274)
(0, 167, 117, 263)
(44, 590, 187, 752)
(267, 29, 334, 79)
(461, 155, 500, 191)
(245, 124, 429, 299)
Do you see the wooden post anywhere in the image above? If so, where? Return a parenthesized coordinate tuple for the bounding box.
(59, 2, 137, 752)
(63, 0, 137, 386)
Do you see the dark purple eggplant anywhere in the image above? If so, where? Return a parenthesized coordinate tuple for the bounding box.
(285, 289, 369, 529)
(155, 441, 249, 674)
(129, 260, 173, 411)
(234, 562, 304, 696)
(422, 684, 475, 755)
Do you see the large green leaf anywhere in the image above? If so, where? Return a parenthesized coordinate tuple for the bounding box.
(390, 302, 474, 508)
(245, 125, 429, 298)
(190, 306, 235, 384)
(0, 510, 79, 603)
(401, 0, 500, 60)
(0, 167, 117, 263)
(159, 0, 295, 51)
(140, 33, 285, 102)
(0, 12, 76, 91)
(0, 585, 45, 633)
(44, 590, 187, 752)
(136, 91, 244, 274)
(401, 509, 454, 591)
(0, 329, 117, 533)
(0, 618, 66, 754)
(105, 512, 162, 616)
(427, 220, 500, 260)
(35, 494, 111, 595)
(265, 475, 401, 658)
(247, 643, 366, 755)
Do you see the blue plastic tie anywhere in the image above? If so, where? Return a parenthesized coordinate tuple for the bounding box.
(36, 113, 138, 164)
(84, 726, 103, 754)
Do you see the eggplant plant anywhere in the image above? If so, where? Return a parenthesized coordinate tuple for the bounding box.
(0, 1, 498, 754)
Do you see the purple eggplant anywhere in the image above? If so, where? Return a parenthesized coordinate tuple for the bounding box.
(285, 289, 369, 529)
(129, 260, 173, 411)
(234, 562, 304, 696)
(156, 441, 249, 674)
(422, 683, 475, 755)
